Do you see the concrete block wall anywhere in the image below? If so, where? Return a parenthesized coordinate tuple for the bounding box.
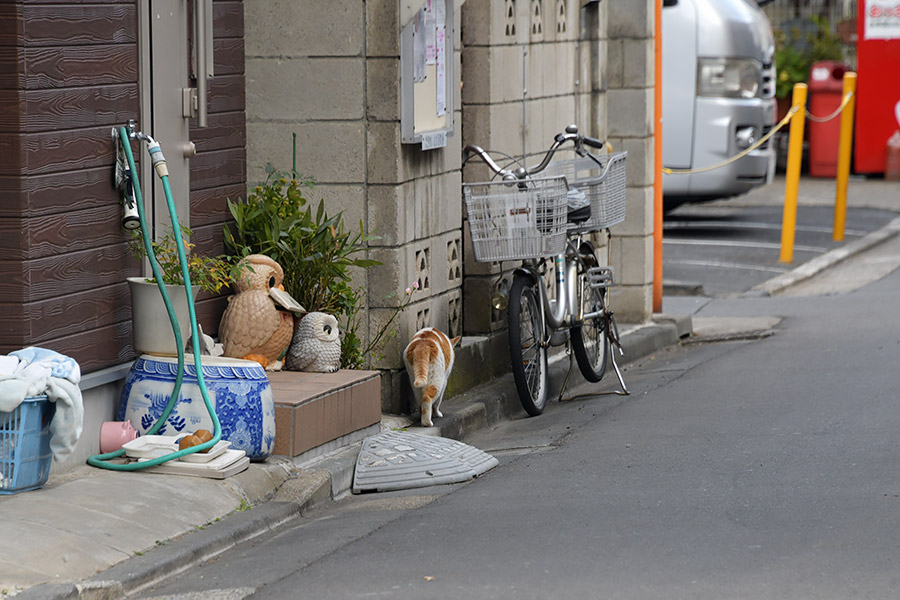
(461, 0, 612, 335)
(243, 0, 656, 412)
(245, 1, 465, 409)
(606, 0, 655, 321)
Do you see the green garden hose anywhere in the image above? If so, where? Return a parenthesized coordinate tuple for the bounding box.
(87, 126, 222, 470)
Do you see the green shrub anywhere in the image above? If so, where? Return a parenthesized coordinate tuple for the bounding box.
(224, 166, 380, 368)
(775, 17, 844, 99)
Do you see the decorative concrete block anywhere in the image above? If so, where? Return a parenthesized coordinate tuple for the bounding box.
(245, 0, 364, 58)
(246, 58, 365, 122)
(431, 230, 464, 294)
(606, 39, 624, 89)
(528, 0, 546, 43)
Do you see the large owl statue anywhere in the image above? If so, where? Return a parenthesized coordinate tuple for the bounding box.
(285, 312, 341, 373)
(219, 254, 305, 371)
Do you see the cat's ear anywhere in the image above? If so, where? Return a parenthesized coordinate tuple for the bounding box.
(450, 336, 461, 347)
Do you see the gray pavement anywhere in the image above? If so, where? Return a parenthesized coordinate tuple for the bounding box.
(5, 316, 688, 600)
(5, 174, 898, 599)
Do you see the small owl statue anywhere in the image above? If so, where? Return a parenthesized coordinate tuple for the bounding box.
(285, 312, 341, 373)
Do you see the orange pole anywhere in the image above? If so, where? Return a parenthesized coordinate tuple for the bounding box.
(833, 72, 856, 241)
(652, 0, 663, 313)
(780, 83, 807, 263)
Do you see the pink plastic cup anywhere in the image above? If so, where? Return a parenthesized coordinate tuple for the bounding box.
(100, 421, 139, 454)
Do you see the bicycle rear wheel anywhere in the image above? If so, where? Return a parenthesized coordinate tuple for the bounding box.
(571, 247, 610, 382)
(508, 273, 548, 416)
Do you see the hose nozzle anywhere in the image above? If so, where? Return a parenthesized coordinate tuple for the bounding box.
(147, 140, 169, 178)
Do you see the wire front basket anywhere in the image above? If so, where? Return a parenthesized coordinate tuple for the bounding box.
(544, 150, 627, 233)
(463, 176, 569, 262)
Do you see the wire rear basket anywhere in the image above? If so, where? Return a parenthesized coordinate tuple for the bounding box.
(544, 150, 627, 233)
(464, 175, 569, 262)
(0, 396, 55, 494)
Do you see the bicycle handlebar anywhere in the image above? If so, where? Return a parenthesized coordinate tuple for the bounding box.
(462, 124, 605, 180)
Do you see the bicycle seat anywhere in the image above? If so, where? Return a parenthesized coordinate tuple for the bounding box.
(567, 188, 591, 224)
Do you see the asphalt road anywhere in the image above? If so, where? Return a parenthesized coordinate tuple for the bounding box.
(135, 246, 900, 599)
(663, 201, 898, 297)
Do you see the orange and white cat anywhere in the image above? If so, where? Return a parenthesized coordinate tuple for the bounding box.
(403, 328, 461, 427)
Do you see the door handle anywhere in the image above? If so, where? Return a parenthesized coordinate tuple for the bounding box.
(194, 0, 213, 127)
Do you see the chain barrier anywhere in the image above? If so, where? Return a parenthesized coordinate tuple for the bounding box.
(805, 91, 854, 123)
(662, 105, 799, 176)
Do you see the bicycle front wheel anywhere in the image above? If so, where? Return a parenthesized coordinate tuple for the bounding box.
(571, 283, 610, 383)
(508, 273, 548, 416)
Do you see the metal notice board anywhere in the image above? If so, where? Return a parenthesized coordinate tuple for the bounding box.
(400, 0, 454, 150)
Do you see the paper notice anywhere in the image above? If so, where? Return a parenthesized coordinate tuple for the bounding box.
(413, 8, 426, 82)
(436, 23, 446, 116)
(425, 0, 436, 64)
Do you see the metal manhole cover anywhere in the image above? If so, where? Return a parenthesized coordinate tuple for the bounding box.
(352, 430, 499, 493)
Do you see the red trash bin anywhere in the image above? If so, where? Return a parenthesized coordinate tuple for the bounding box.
(807, 61, 849, 178)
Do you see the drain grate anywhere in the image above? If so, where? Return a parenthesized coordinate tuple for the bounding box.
(352, 430, 499, 494)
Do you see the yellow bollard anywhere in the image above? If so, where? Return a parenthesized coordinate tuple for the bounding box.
(833, 72, 857, 242)
(780, 83, 807, 263)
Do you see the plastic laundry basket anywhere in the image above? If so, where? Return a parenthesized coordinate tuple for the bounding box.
(0, 395, 55, 494)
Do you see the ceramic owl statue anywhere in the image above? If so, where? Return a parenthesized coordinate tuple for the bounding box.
(285, 312, 341, 373)
(218, 254, 306, 371)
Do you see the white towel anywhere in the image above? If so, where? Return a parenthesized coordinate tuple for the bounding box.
(0, 347, 84, 462)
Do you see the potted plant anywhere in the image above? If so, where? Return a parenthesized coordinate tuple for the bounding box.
(128, 226, 240, 356)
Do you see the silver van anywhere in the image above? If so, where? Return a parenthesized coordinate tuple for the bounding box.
(662, 0, 777, 206)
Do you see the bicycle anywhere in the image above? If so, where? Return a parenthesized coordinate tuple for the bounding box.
(462, 125, 630, 416)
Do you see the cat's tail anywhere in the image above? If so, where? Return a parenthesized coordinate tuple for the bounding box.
(410, 344, 432, 388)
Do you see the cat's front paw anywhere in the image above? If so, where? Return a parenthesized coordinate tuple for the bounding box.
(421, 417, 433, 427)
(434, 408, 443, 418)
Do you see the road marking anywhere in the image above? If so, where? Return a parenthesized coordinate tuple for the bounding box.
(666, 259, 790, 274)
(664, 220, 867, 236)
(663, 239, 828, 252)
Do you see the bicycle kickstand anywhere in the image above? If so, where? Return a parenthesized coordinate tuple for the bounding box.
(557, 346, 576, 403)
(606, 312, 630, 396)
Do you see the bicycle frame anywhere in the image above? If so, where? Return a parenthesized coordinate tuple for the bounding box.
(515, 233, 592, 349)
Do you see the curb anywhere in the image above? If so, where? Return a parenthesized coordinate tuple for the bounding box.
(16, 316, 690, 600)
(748, 216, 900, 297)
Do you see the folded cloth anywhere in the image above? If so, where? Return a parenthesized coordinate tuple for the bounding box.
(0, 347, 84, 462)
(11, 347, 81, 383)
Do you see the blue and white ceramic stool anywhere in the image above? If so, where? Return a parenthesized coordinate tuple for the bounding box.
(117, 355, 276, 460)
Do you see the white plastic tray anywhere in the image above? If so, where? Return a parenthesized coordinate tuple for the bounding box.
(122, 435, 230, 462)
(122, 435, 179, 459)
